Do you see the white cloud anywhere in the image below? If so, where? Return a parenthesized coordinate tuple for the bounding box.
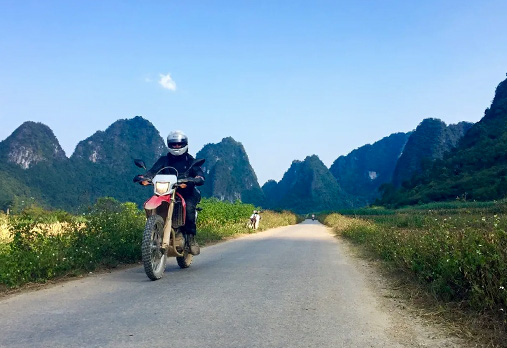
(159, 73, 177, 91)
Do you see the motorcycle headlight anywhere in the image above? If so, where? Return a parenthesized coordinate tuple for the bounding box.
(155, 182, 170, 195)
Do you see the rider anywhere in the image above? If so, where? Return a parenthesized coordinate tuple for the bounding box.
(136, 130, 205, 255)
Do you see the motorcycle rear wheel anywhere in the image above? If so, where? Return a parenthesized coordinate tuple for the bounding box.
(142, 215, 167, 280)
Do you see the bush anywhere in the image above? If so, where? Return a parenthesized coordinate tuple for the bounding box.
(83, 198, 145, 266)
(0, 198, 145, 287)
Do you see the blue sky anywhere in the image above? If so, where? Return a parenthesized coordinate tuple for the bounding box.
(1, 1, 506, 185)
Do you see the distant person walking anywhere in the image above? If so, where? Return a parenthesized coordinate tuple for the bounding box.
(249, 210, 261, 230)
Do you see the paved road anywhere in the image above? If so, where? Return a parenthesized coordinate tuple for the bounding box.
(0, 221, 464, 348)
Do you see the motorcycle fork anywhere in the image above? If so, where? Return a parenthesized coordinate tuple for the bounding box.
(161, 192, 185, 257)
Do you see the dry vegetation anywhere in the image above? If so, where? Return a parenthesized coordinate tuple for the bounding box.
(323, 210, 507, 347)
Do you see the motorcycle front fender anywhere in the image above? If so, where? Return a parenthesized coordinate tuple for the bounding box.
(144, 195, 172, 211)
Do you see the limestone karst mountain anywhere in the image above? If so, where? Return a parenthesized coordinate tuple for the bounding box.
(391, 118, 472, 188)
(262, 155, 352, 213)
(196, 137, 265, 206)
(72, 116, 167, 169)
(0, 121, 66, 169)
(329, 132, 410, 206)
(0, 120, 266, 211)
(380, 77, 507, 206)
(0, 117, 168, 211)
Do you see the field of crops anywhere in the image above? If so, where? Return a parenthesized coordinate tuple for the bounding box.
(323, 204, 507, 338)
(0, 198, 301, 289)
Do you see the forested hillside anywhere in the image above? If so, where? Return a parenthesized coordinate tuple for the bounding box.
(391, 118, 472, 187)
(380, 76, 507, 206)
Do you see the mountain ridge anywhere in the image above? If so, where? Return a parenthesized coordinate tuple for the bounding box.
(1, 98, 493, 213)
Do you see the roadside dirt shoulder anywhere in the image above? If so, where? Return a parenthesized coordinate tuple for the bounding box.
(335, 235, 479, 348)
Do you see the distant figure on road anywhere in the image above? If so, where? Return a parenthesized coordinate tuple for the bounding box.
(249, 210, 261, 230)
(312, 214, 315, 221)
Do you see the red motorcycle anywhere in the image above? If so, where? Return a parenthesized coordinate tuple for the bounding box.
(134, 158, 205, 280)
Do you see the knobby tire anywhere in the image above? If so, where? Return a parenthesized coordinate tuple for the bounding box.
(142, 215, 167, 280)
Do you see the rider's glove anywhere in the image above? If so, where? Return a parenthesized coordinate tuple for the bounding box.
(177, 176, 204, 187)
(186, 176, 204, 187)
(193, 176, 204, 186)
(133, 175, 146, 183)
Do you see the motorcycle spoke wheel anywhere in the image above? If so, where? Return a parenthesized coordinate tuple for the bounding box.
(142, 215, 167, 280)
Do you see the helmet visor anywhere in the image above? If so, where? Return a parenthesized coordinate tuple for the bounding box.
(168, 141, 187, 149)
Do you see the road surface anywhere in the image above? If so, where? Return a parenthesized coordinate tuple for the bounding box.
(0, 220, 466, 347)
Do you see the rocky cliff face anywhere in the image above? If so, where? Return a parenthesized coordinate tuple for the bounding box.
(196, 137, 264, 205)
(0, 121, 67, 169)
(329, 132, 410, 206)
(391, 118, 472, 187)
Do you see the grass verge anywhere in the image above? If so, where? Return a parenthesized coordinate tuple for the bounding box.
(0, 198, 302, 291)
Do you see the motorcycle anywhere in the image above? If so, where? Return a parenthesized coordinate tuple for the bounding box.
(134, 158, 205, 281)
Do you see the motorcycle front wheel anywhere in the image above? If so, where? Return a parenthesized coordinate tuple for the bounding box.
(142, 215, 167, 280)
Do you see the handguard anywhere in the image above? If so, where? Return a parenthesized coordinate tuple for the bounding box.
(133, 175, 144, 183)
(134, 175, 151, 186)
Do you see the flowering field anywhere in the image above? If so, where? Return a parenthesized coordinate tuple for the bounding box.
(0, 198, 301, 288)
(323, 210, 507, 317)
(0, 213, 10, 244)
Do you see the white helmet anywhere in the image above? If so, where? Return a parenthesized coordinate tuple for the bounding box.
(167, 130, 188, 156)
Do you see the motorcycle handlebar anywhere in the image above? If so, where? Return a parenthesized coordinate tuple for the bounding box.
(177, 177, 197, 185)
(133, 175, 199, 187)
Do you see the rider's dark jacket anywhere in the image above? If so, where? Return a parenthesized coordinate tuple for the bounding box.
(145, 152, 205, 235)
(145, 152, 205, 197)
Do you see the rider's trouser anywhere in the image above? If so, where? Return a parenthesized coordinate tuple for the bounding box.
(182, 190, 201, 235)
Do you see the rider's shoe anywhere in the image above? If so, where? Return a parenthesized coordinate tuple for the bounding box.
(188, 235, 200, 255)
